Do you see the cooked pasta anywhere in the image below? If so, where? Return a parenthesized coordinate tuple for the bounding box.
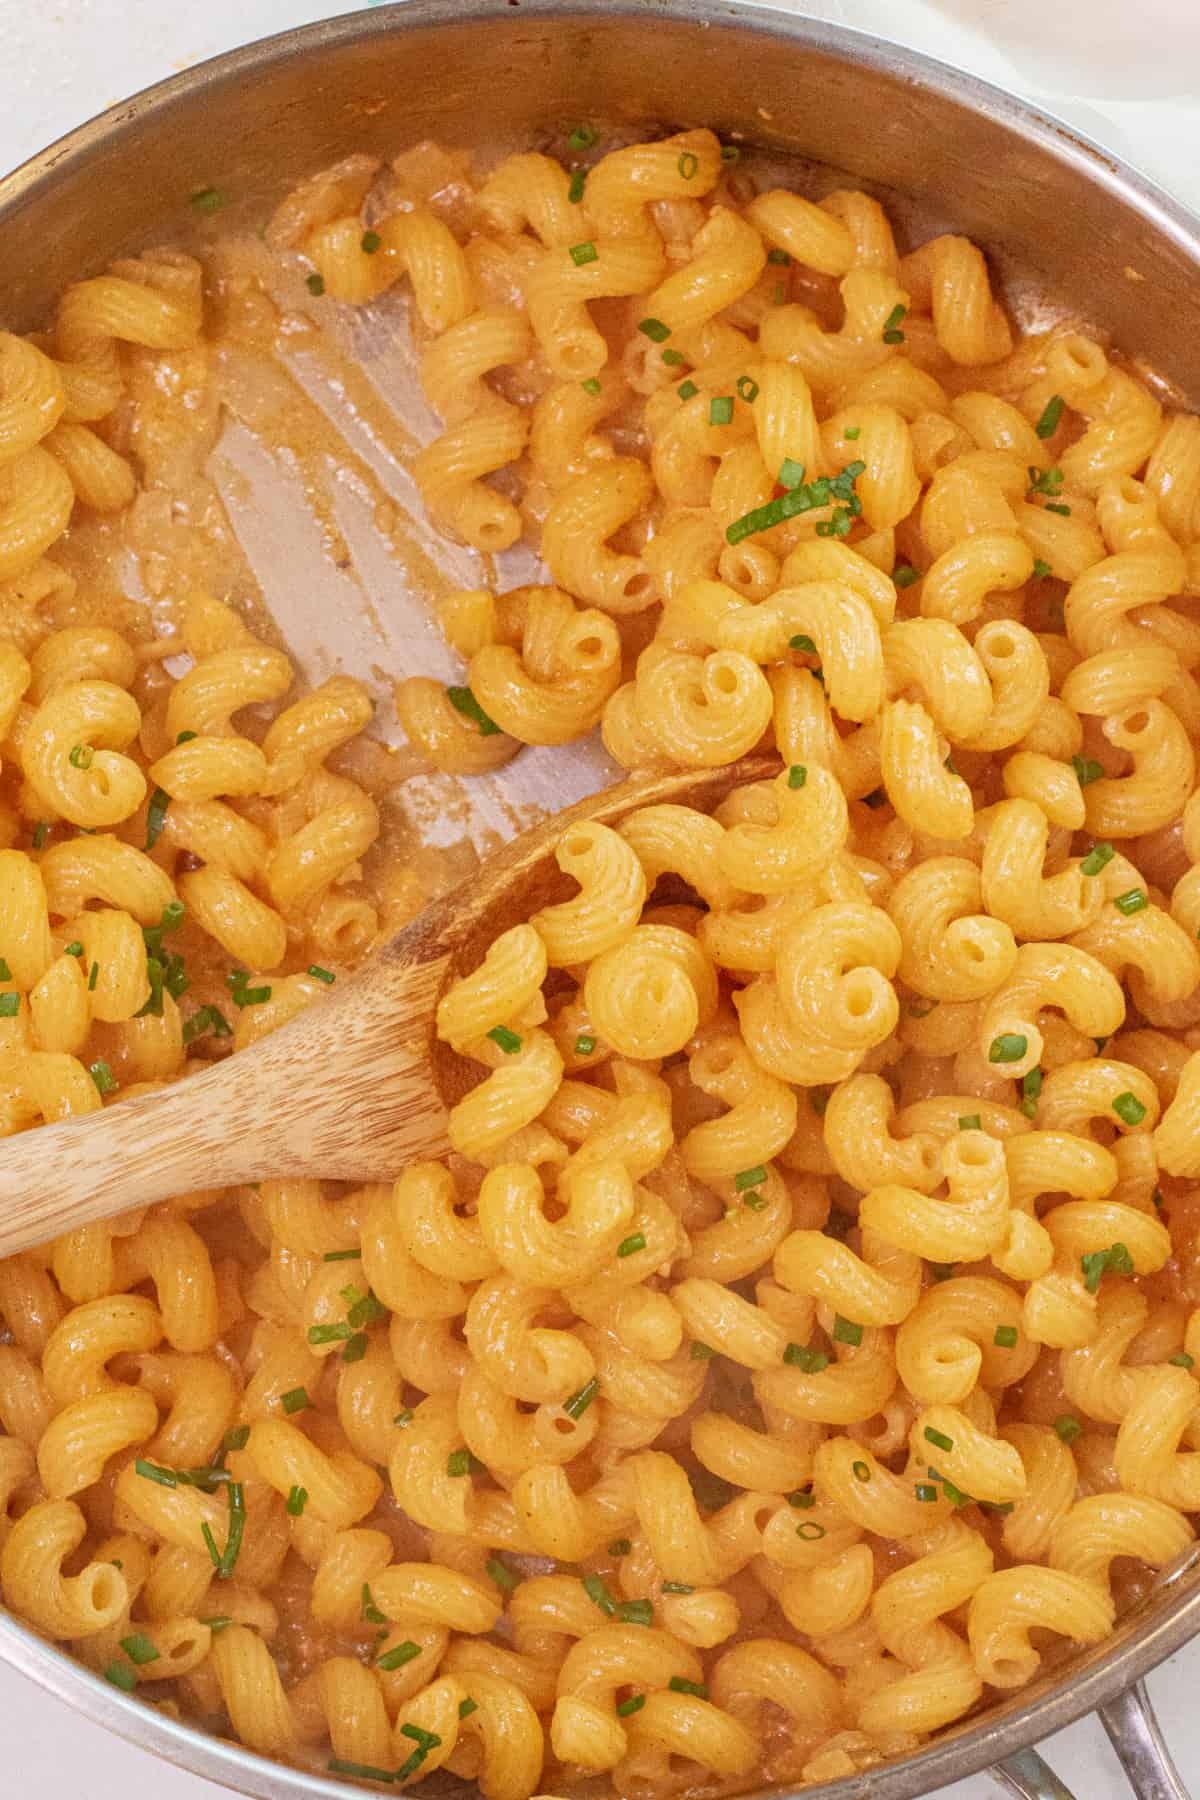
(2, 119, 1200, 1800)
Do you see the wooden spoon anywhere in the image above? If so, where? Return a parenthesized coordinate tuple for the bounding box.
(0, 755, 776, 1258)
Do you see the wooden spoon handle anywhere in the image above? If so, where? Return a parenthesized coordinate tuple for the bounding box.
(0, 954, 451, 1259)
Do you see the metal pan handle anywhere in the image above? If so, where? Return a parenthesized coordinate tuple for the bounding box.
(994, 1746, 1082, 1798)
(993, 1669, 1188, 1798)
(1098, 1681, 1190, 1800)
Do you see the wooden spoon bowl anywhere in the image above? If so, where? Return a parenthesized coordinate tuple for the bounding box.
(0, 755, 778, 1258)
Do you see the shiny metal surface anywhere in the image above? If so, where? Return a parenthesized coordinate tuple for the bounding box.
(1100, 1683, 1191, 1800)
(994, 1748, 1082, 1800)
(2, 4, 1200, 1797)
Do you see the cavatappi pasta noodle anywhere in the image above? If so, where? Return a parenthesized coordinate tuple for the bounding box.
(2, 119, 1200, 1800)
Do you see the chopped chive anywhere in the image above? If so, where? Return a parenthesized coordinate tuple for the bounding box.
(709, 395, 734, 425)
(68, 743, 94, 770)
(843, 425, 861, 440)
(487, 1024, 522, 1054)
(377, 1639, 422, 1671)
(779, 457, 806, 489)
(1045, 501, 1072, 515)
(608, 1538, 632, 1556)
(308, 1323, 352, 1345)
(446, 685, 501, 736)
(569, 241, 598, 266)
(342, 1331, 368, 1363)
(89, 1060, 118, 1096)
(833, 1316, 863, 1347)
(638, 317, 671, 344)
(734, 1165, 766, 1191)
(564, 1377, 599, 1420)
(988, 1033, 1027, 1064)
(617, 1694, 645, 1717)
(1054, 1414, 1082, 1444)
(1033, 558, 1054, 579)
(0, 993, 18, 1019)
(677, 150, 700, 180)
(104, 1661, 138, 1692)
(783, 1343, 829, 1372)
(677, 379, 699, 401)
(574, 1034, 597, 1056)
(994, 1326, 1018, 1348)
(720, 144, 741, 163)
(915, 1482, 939, 1502)
(742, 1191, 768, 1212)
(145, 786, 171, 850)
(1081, 842, 1114, 876)
(1081, 1242, 1134, 1292)
(324, 1249, 362, 1262)
(281, 1387, 309, 1415)
(1170, 1351, 1195, 1369)
(182, 1003, 232, 1044)
(568, 169, 587, 204)
(852, 1460, 871, 1481)
(119, 1633, 160, 1666)
(88, 960, 99, 991)
(200, 1616, 232, 1632)
(394, 1409, 414, 1427)
(661, 347, 685, 366)
(328, 1759, 396, 1783)
(361, 229, 382, 254)
(580, 377, 602, 395)
(690, 1342, 716, 1360)
(1072, 755, 1103, 787)
(726, 458, 863, 544)
(583, 1573, 616, 1615)
(486, 1556, 518, 1591)
(458, 1697, 478, 1719)
(361, 1583, 387, 1624)
(958, 1114, 982, 1131)
(1112, 1091, 1146, 1126)
(616, 1598, 653, 1625)
(190, 186, 227, 214)
(66, 945, 86, 960)
(286, 1484, 308, 1516)
(787, 1490, 815, 1508)
(567, 124, 597, 150)
(446, 1448, 479, 1477)
(892, 564, 920, 588)
(347, 1290, 387, 1330)
(789, 634, 817, 654)
(736, 375, 759, 403)
(662, 1582, 693, 1594)
(617, 1233, 646, 1258)
(882, 303, 907, 342)
(1036, 395, 1065, 438)
(669, 1677, 708, 1698)
(218, 1481, 245, 1579)
(230, 980, 271, 1008)
(787, 764, 807, 789)
(308, 964, 336, 983)
(1114, 888, 1147, 916)
(223, 1425, 250, 1454)
(1028, 465, 1065, 498)
(924, 1426, 954, 1452)
(940, 1475, 972, 1508)
(796, 1521, 826, 1540)
(767, 248, 792, 266)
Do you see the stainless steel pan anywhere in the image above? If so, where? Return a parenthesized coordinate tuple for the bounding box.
(2, 4, 1200, 1796)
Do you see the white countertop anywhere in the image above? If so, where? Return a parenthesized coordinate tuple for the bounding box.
(3, 2, 1199, 1796)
